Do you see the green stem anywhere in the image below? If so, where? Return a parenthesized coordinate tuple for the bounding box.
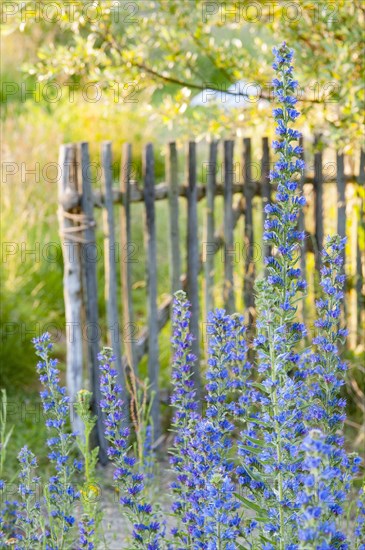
(268, 69, 294, 550)
(268, 321, 285, 550)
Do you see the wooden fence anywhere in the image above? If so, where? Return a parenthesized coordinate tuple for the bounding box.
(57, 138, 365, 461)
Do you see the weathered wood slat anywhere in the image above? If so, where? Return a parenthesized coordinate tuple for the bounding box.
(143, 143, 161, 439)
(314, 136, 324, 274)
(223, 140, 236, 313)
(204, 141, 218, 317)
(78, 142, 108, 464)
(243, 138, 255, 321)
(167, 142, 181, 294)
(337, 152, 346, 266)
(186, 141, 202, 399)
(61, 175, 358, 212)
(298, 136, 307, 324)
(298, 136, 306, 282)
(357, 149, 365, 345)
(57, 144, 84, 437)
(120, 143, 137, 373)
(101, 142, 127, 409)
(261, 137, 271, 262)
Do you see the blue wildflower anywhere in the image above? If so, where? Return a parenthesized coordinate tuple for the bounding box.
(169, 291, 200, 545)
(33, 333, 78, 547)
(98, 347, 163, 548)
(296, 430, 349, 547)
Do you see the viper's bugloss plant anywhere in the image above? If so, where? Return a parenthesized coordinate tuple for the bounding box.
(170, 298, 251, 548)
(78, 517, 96, 550)
(177, 418, 240, 548)
(302, 236, 361, 536)
(235, 42, 308, 547)
(169, 291, 199, 546)
(33, 332, 79, 548)
(206, 309, 249, 424)
(296, 430, 348, 549)
(308, 236, 348, 442)
(98, 347, 163, 549)
(14, 446, 43, 549)
(0, 481, 18, 545)
(233, 42, 361, 549)
(76, 389, 101, 550)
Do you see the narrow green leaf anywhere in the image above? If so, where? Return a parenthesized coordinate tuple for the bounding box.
(252, 382, 270, 394)
(236, 493, 268, 516)
(244, 434, 265, 447)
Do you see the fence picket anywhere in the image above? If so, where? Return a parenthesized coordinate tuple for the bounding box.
(101, 142, 127, 410)
(143, 143, 161, 440)
(243, 138, 255, 322)
(57, 144, 83, 437)
(337, 152, 346, 257)
(78, 142, 108, 464)
(204, 141, 218, 317)
(314, 136, 324, 275)
(261, 137, 271, 263)
(223, 140, 236, 313)
(120, 143, 137, 373)
(357, 149, 365, 345)
(186, 141, 202, 399)
(167, 142, 181, 295)
(298, 136, 306, 282)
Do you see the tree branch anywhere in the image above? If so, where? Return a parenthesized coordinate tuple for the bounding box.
(101, 30, 323, 104)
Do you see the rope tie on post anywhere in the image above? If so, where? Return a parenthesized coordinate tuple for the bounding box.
(60, 211, 96, 243)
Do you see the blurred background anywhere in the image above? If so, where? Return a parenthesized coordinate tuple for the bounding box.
(0, 1, 364, 469)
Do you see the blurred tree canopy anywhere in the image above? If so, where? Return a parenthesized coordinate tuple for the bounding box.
(4, 0, 365, 144)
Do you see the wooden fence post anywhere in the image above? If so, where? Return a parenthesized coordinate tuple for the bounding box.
(298, 136, 307, 324)
(223, 140, 236, 314)
(357, 149, 365, 345)
(120, 143, 138, 373)
(78, 142, 108, 464)
(167, 142, 181, 295)
(57, 144, 83, 437)
(186, 141, 202, 399)
(204, 141, 218, 318)
(314, 135, 324, 276)
(143, 144, 161, 440)
(337, 152, 346, 259)
(336, 150, 349, 333)
(101, 142, 128, 410)
(243, 138, 255, 323)
(298, 136, 306, 282)
(261, 137, 271, 263)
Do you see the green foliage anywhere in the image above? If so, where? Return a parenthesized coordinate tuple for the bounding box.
(5, 0, 364, 142)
